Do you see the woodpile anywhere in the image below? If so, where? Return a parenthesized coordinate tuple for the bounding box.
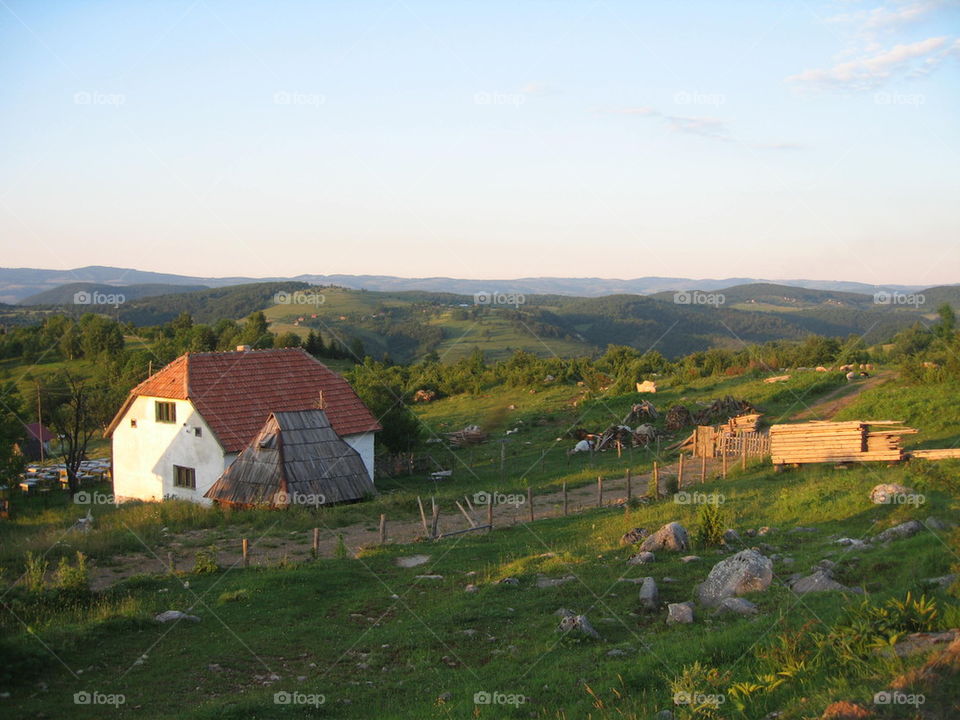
(413, 389, 437, 403)
(664, 405, 693, 431)
(692, 396, 757, 426)
(769, 421, 917, 465)
(446, 425, 488, 447)
(623, 400, 658, 424)
(909, 448, 960, 460)
(722, 413, 761, 433)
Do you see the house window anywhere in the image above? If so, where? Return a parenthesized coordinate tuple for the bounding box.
(155, 401, 176, 424)
(130, 419, 137, 428)
(173, 465, 196, 489)
(194, 427, 202, 437)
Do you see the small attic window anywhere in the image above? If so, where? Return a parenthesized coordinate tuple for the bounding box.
(194, 427, 202, 437)
(155, 401, 176, 424)
(130, 419, 137, 428)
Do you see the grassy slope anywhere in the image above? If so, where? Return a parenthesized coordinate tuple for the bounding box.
(3, 462, 958, 719)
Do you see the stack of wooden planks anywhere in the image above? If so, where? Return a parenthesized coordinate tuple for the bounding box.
(723, 413, 761, 433)
(769, 420, 917, 465)
(909, 448, 960, 460)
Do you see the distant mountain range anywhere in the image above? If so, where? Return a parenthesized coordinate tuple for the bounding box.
(0, 265, 942, 304)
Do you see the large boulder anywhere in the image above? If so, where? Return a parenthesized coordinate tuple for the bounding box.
(627, 551, 656, 565)
(695, 549, 773, 607)
(790, 568, 850, 594)
(639, 522, 689, 553)
(557, 614, 600, 639)
(869, 483, 915, 504)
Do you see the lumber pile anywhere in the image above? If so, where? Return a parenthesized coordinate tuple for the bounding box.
(723, 413, 761, 433)
(769, 421, 917, 465)
(446, 425, 488, 447)
(909, 448, 960, 460)
(692, 396, 758, 426)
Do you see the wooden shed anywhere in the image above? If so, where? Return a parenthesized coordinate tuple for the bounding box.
(204, 409, 375, 508)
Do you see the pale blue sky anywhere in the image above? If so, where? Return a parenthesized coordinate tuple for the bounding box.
(1, 0, 958, 284)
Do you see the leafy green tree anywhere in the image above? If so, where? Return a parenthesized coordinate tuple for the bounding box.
(0, 382, 26, 483)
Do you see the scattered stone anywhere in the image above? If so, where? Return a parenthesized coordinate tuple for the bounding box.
(834, 537, 867, 548)
(791, 568, 850, 594)
(558, 614, 600, 639)
(745, 529, 757, 537)
(662, 577, 679, 583)
(617, 577, 644, 584)
(816, 559, 837, 571)
(464, 584, 478, 593)
(395, 554, 430, 568)
(695, 550, 773, 607)
(680, 555, 701, 563)
(536, 575, 576, 588)
(924, 574, 957, 588)
(499, 577, 520, 586)
(437, 692, 452, 702)
(627, 551, 656, 565)
(723, 529, 741, 544)
(789, 527, 816, 534)
(869, 483, 914, 504)
(639, 522, 689, 553)
(926, 516, 950, 532)
(872, 519, 922, 543)
(555, 608, 576, 618)
(415, 574, 443, 580)
(638, 577, 658, 610)
(606, 648, 628, 656)
(620, 527, 649, 545)
(155, 610, 200, 623)
(666, 602, 694, 624)
(717, 597, 758, 616)
(758, 526, 777, 536)
(876, 630, 958, 658)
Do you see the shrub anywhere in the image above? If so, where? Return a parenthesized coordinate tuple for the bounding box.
(694, 502, 726, 547)
(334, 534, 348, 560)
(217, 589, 249, 604)
(54, 551, 89, 592)
(193, 546, 219, 575)
(23, 551, 48, 593)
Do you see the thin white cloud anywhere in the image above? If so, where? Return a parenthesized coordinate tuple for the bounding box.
(789, 36, 949, 90)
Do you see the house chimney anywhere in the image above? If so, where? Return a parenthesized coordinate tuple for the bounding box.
(236, 345, 252, 352)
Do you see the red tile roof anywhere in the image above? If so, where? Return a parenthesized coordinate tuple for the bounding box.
(24, 422, 54, 443)
(107, 349, 380, 452)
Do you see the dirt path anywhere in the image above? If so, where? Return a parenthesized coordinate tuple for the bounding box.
(790, 371, 892, 422)
(89, 457, 727, 590)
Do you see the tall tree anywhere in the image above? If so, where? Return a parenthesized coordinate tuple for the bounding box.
(0, 382, 26, 483)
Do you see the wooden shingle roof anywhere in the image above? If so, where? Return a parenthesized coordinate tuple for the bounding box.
(106, 348, 380, 452)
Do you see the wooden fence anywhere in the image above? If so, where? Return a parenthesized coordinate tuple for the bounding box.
(717, 431, 770, 458)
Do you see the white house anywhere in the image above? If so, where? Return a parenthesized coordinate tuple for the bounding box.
(107, 347, 380, 505)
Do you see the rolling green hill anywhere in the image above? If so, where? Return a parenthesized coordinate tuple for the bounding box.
(20, 282, 209, 306)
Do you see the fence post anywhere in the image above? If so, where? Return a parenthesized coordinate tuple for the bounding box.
(242, 538, 249, 568)
(417, 496, 429, 536)
(700, 455, 707, 484)
(562, 482, 568, 516)
(626, 467, 632, 503)
(597, 476, 603, 507)
(312, 528, 320, 558)
(741, 439, 747, 471)
(430, 500, 440, 539)
(167, 551, 175, 574)
(722, 450, 727, 479)
(527, 487, 534, 523)
(487, 496, 494, 531)
(652, 462, 660, 499)
(379, 514, 387, 545)
(678, 453, 685, 489)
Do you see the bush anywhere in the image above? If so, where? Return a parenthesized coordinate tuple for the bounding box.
(54, 551, 89, 592)
(23, 551, 48, 593)
(694, 502, 726, 547)
(193, 546, 219, 575)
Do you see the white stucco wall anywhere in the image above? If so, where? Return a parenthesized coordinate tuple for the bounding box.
(343, 432, 376, 485)
(112, 396, 228, 505)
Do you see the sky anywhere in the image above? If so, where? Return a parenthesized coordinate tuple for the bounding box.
(0, 0, 958, 285)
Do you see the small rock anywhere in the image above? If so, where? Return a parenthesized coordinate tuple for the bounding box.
(875, 629, 958, 658)
(639, 522, 689, 553)
(695, 550, 773, 607)
(606, 648, 627, 656)
(788, 527, 816, 534)
(558, 614, 600, 639)
(790, 569, 850, 594)
(723, 529, 741, 544)
(155, 610, 200, 623)
(872, 519, 922, 543)
(926, 516, 950, 531)
(758, 526, 777, 536)
(395, 554, 431, 568)
(627, 551, 656, 565)
(834, 537, 866, 548)
(924, 573, 956, 588)
(680, 555, 701, 563)
(464, 584, 478, 593)
(554, 608, 575, 618)
(717, 597, 758, 616)
(619, 527, 649, 545)
(415, 574, 443, 580)
(536, 575, 576, 588)
(499, 577, 520, 586)
(437, 691, 452, 702)
(666, 602, 694, 624)
(638, 577, 658, 610)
